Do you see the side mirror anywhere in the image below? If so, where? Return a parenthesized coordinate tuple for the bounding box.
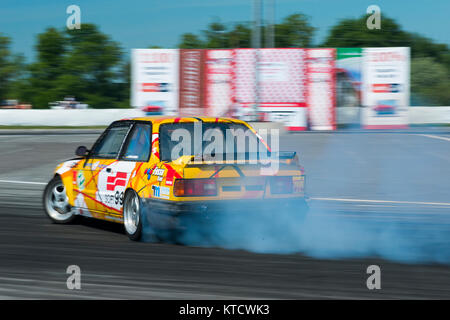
(75, 146, 89, 157)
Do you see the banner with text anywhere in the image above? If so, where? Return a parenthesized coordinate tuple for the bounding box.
(307, 48, 336, 130)
(232, 48, 307, 130)
(362, 47, 410, 129)
(205, 50, 233, 117)
(131, 49, 179, 115)
(178, 49, 206, 116)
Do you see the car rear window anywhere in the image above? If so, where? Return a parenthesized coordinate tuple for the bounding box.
(159, 122, 268, 162)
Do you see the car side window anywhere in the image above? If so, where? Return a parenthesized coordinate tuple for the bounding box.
(120, 123, 152, 162)
(90, 124, 131, 159)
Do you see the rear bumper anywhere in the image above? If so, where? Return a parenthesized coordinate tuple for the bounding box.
(141, 197, 309, 230)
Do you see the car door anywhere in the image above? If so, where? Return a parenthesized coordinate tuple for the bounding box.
(96, 121, 152, 218)
(76, 121, 133, 218)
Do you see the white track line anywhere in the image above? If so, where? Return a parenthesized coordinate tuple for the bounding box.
(0, 180, 46, 185)
(311, 197, 450, 207)
(417, 134, 450, 142)
(1, 179, 449, 207)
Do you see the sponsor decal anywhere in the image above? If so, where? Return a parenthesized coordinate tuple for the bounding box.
(152, 185, 170, 199)
(85, 161, 107, 170)
(145, 165, 157, 180)
(152, 167, 165, 181)
(160, 186, 170, 199)
(56, 160, 81, 175)
(93, 162, 134, 211)
(103, 191, 124, 206)
(165, 174, 174, 186)
(106, 172, 128, 191)
(152, 185, 160, 197)
(77, 171, 85, 191)
(145, 166, 166, 182)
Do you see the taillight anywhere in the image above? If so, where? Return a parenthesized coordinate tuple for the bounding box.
(173, 179, 217, 197)
(270, 176, 293, 194)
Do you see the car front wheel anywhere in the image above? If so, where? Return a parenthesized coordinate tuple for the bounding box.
(43, 176, 77, 224)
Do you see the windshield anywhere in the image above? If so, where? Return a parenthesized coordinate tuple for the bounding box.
(159, 122, 269, 162)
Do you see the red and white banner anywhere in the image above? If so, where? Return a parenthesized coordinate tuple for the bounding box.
(131, 47, 412, 132)
(178, 49, 206, 116)
(306, 48, 336, 130)
(232, 48, 308, 130)
(204, 50, 233, 117)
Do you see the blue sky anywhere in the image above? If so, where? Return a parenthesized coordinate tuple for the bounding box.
(1, 0, 449, 61)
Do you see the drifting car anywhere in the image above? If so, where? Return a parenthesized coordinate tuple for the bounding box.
(43, 117, 308, 241)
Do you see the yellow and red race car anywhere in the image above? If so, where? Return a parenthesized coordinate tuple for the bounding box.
(43, 117, 307, 241)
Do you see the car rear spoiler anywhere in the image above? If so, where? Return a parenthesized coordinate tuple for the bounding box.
(172, 151, 298, 165)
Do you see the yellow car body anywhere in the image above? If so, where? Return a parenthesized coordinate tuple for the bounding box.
(45, 117, 307, 240)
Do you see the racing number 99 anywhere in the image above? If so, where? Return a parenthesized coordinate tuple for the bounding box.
(115, 191, 124, 205)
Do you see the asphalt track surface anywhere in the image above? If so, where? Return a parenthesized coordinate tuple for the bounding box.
(0, 130, 449, 299)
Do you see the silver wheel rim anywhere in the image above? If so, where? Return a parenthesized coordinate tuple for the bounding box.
(45, 180, 73, 221)
(124, 192, 140, 235)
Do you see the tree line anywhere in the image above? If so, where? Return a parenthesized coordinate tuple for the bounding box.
(0, 13, 448, 108)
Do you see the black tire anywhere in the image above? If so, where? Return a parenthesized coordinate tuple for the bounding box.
(123, 190, 143, 241)
(123, 190, 161, 242)
(43, 176, 77, 224)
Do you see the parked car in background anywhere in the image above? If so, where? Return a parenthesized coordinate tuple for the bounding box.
(0, 99, 32, 109)
(49, 96, 88, 109)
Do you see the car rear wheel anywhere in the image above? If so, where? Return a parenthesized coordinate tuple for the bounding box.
(123, 190, 143, 241)
(43, 176, 77, 224)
